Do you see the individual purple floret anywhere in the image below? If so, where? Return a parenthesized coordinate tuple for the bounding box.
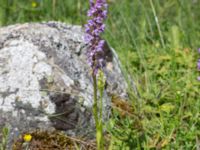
(198, 48, 200, 54)
(198, 59, 200, 70)
(85, 0, 108, 74)
(197, 48, 200, 80)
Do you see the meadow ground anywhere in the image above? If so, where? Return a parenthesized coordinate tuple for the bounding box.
(0, 0, 200, 149)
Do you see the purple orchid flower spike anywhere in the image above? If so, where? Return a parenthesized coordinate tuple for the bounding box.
(85, 0, 108, 75)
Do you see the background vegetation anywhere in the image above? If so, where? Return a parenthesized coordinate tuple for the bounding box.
(0, 0, 200, 149)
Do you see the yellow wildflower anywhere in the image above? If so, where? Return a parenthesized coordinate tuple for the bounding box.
(31, 1, 37, 8)
(177, 91, 181, 95)
(23, 134, 32, 142)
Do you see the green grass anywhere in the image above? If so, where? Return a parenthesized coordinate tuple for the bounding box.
(0, 0, 200, 149)
(0, 127, 9, 150)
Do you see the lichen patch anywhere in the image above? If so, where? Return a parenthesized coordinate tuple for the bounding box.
(0, 39, 55, 114)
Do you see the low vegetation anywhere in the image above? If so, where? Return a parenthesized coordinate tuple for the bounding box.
(0, 0, 199, 149)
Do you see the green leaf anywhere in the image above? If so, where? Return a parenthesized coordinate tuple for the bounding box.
(160, 103, 175, 113)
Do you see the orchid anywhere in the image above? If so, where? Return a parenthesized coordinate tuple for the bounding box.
(85, 1, 108, 149)
(85, 0, 108, 74)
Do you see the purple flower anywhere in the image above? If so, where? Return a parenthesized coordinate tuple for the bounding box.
(85, 0, 108, 74)
(198, 48, 200, 53)
(197, 48, 200, 81)
(198, 59, 200, 70)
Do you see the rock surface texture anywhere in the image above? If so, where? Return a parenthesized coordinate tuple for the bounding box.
(0, 22, 127, 144)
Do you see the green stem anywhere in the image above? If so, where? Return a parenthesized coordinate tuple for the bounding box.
(52, 0, 56, 18)
(149, 0, 165, 48)
(99, 80, 104, 150)
(92, 74, 98, 127)
(92, 74, 101, 150)
(93, 73, 104, 150)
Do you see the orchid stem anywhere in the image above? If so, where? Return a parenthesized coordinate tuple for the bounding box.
(92, 74, 99, 131)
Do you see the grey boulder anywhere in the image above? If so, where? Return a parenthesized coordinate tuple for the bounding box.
(0, 21, 127, 140)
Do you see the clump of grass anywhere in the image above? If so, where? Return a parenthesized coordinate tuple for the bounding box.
(104, 0, 200, 149)
(0, 127, 9, 150)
